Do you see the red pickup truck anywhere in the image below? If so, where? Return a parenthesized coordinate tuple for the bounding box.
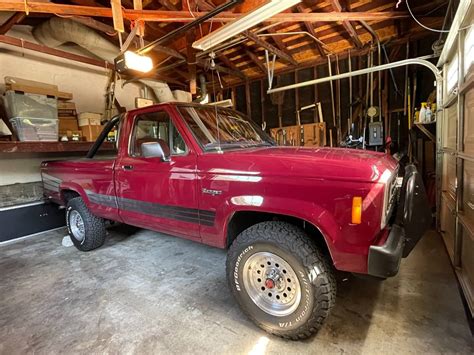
(41, 103, 430, 339)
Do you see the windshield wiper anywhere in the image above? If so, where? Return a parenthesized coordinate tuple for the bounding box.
(204, 141, 272, 150)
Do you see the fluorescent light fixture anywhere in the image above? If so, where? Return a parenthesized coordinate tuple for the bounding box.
(192, 0, 301, 51)
(115, 51, 153, 74)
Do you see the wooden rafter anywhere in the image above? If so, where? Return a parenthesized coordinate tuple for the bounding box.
(0, 12, 25, 35)
(328, 0, 362, 49)
(245, 50, 266, 74)
(218, 54, 247, 78)
(244, 30, 297, 66)
(296, 5, 325, 57)
(0, 1, 409, 22)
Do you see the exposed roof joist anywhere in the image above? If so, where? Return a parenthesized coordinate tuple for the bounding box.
(0, 1, 409, 22)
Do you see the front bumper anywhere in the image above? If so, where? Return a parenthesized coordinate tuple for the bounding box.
(367, 164, 432, 278)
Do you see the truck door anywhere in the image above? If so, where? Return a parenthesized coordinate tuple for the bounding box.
(114, 106, 200, 240)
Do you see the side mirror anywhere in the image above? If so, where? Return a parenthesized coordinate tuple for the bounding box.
(141, 142, 171, 162)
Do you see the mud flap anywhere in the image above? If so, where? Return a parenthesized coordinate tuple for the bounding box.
(398, 164, 432, 257)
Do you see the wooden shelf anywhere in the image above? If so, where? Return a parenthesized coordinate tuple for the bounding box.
(0, 141, 115, 153)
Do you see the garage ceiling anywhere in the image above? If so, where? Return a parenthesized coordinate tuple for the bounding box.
(0, 0, 447, 86)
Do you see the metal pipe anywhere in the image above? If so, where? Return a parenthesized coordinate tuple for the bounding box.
(327, 55, 336, 129)
(267, 58, 441, 92)
(348, 49, 352, 127)
(360, 20, 382, 123)
(267, 57, 443, 120)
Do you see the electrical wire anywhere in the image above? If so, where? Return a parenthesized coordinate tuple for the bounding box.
(187, 0, 204, 38)
(405, 0, 473, 33)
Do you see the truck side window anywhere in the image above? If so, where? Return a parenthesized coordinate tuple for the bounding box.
(131, 111, 187, 157)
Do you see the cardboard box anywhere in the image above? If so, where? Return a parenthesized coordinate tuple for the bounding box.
(58, 101, 76, 110)
(78, 112, 102, 126)
(59, 117, 79, 132)
(79, 117, 100, 126)
(81, 125, 103, 142)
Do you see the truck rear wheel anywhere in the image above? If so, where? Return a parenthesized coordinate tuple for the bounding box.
(226, 221, 336, 340)
(66, 197, 106, 251)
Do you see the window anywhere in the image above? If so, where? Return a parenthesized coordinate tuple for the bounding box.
(130, 111, 186, 157)
(465, 26, 474, 76)
(447, 54, 459, 94)
(87, 115, 121, 160)
(178, 105, 274, 152)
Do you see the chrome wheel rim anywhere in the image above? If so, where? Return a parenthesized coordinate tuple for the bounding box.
(69, 210, 85, 242)
(243, 251, 301, 317)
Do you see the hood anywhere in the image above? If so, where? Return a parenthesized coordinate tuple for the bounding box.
(202, 146, 398, 183)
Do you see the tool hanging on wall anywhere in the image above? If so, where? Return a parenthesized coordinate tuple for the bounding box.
(335, 54, 341, 145)
(362, 49, 371, 149)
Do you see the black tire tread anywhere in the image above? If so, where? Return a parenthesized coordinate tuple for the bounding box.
(67, 197, 106, 251)
(226, 221, 336, 340)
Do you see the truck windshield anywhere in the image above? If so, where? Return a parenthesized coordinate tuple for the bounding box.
(178, 105, 274, 151)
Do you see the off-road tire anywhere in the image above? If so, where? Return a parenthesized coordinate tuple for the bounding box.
(226, 221, 336, 340)
(66, 197, 106, 251)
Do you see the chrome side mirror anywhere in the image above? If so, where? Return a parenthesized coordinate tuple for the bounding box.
(141, 142, 171, 162)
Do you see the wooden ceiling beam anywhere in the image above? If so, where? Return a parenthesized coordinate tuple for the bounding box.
(218, 54, 246, 78)
(268, 34, 296, 60)
(0, 34, 112, 68)
(244, 30, 297, 66)
(0, 12, 25, 35)
(0, 2, 409, 22)
(157, 0, 178, 11)
(328, 0, 362, 49)
(296, 5, 325, 57)
(245, 50, 266, 74)
(197, 59, 246, 79)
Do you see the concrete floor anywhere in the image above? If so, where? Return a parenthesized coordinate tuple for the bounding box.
(0, 227, 472, 354)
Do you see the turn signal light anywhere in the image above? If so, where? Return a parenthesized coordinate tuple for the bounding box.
(352, 197, 362, 224)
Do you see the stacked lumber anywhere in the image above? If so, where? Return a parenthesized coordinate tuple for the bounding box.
(5, 77, 73, 100)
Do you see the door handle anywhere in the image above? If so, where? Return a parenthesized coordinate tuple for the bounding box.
(122, 165, 134, 171)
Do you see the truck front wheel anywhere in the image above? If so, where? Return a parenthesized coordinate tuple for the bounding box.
(226, 221, 336, 340)
(66, 197, 106, 251)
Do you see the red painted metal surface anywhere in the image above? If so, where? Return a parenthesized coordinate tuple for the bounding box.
(41, 103, 398, 274)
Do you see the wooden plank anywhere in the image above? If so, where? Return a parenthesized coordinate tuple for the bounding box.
(186, 29, 197, 95)
(218, 54, 245, 77)
(244, 30, 297, 66)
(196, 59, 245, 79)
(245, 50, 266, 74)
(268, 33, 296, 60)
(0, 35, 112, 69)
(245, 81, 251, 116)
(0, 2, 409, 22)
(110, 0, 125, 33)
(296, 5, 325, 57)
(0, 141, 115, 153)
(0, 12, 25, 35)
(5, 77, 58, 92)
(328, 0, 363, 49)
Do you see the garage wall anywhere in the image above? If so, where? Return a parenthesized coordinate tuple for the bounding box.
(0, 27, 142, 113)
(0, 27, 142, 186)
